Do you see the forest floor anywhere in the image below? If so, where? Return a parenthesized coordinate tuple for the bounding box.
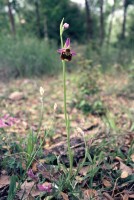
(0, 70, 134, 200)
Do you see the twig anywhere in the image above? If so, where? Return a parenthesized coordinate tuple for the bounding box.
(112, 177, 119, 197)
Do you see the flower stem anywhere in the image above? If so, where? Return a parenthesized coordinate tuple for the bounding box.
(62, 60, 67, 126)
(60, 32, 73, 179)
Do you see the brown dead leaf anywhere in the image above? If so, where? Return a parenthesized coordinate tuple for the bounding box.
(0, 175, 10, 189)
(103, 192, 114, 200)
(75, 176, 83, 183)
(32, 162, 38, 173)
(83, 189, 98, 200)
(9, 91, 25, 100)
(17, 181, 40, 199)
(27, 194, 35, 200)
(79, 166, 90, 176)
(129, 194, 134, 198)
(102, 179, 112, 188)
(21, 181, 35, 192)
(120, 161, 132, 178)
(130, 154, 134, 162)
(61, 192, 69, 200)
(115, 156, 123, 162)
(121, 171, 129, 178)
(123, 194, 129, 200)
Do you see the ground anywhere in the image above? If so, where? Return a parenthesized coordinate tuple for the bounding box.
(0, 71, 134, 199)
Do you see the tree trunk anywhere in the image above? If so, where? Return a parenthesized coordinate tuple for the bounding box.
(44, 17, 48, 41)
(85, 0, 93, 40)
(107, 0, 116, 49)
(100, 0, 104, 46)
(121, 0, 128, 39)
(35, 0, 42, 38)
(7, 0, 16, 36)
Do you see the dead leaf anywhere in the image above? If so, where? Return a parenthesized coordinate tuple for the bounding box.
(0, 175, 10, 189)
(21, 181, 35, 192)
(79, 166, 90, 176)
(17, 181, 40, 199)
(123, 194, 129, 200)
(120, 161, 132, 178)
(27, 194, 35, 200)
(61, 192, 69, 200)
(83, 189, 98, 200)
(9, 91, 25, 100)
(32, 162, 38, 173)
(130, 154, 134, 162)
(115, 156, 123, 161)
(75, 176, 83, 183)
(129, 194, 134, 198)
(103, 192, 114, 200)
(121, 171, 129, 179)
(102, 179, 112, 187)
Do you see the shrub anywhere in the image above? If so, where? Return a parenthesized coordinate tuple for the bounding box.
(0, 36, 60, 77)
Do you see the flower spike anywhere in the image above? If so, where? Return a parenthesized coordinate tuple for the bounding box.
(57, 38, 76, 61)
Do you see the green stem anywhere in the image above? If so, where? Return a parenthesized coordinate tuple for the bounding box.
(62, 59, 72, 178)
(60, 32, 72, 179)
(36, 97, 44, 138)
(66, 115, 73, 178)
(60, 34, 63, 49)
(62, 60, 67, 126)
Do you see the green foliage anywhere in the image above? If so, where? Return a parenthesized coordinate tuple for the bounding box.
(0, 2, 9, 35)
(76, 99, 106, 115)
(0, 36, 60, 77)
(85, 43, 134, 71)
(126, 12, 134, 45)
(2, 156, 24, 175)
(120, 65, 134, 96)
(14, 0, 86, 42)
(41, 0, 86, 42)
(73, 64, 106, 115)
(103, 111, 118, 131)
(7, 175, 18, 200)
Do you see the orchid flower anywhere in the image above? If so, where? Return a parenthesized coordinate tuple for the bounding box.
(57, 38, 76, 61)
(27, 169, 38, 181)
(37, 182, 52, 192)
(0, 114, 17, 128)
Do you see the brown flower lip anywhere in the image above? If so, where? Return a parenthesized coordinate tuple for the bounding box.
(57, 38, 76, 61)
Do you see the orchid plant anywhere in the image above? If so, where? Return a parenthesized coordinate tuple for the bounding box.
(57, 18, 76, 179)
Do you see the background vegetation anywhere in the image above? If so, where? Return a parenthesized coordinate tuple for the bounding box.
(0, 0, 133, 76)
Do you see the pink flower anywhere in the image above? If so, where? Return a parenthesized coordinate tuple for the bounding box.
(27, 169, 38, 181)
(63, 23, 69, 29)
(0, 119, 8, 128)
(0, 115, 17, 128)
(57, 38, 76, 61)
(37, 182, 52, 192)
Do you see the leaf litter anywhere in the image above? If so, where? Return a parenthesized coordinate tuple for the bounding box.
(0, 73, 134, 199)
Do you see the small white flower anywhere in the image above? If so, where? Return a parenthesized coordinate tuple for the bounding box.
(39, 86, 44, 96)
(54, 103, 57, 112)
(76, 127, 85, 136)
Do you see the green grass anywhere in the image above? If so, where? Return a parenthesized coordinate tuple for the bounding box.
(0, 129, 133, 199)
(0, 36, 60, 77)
